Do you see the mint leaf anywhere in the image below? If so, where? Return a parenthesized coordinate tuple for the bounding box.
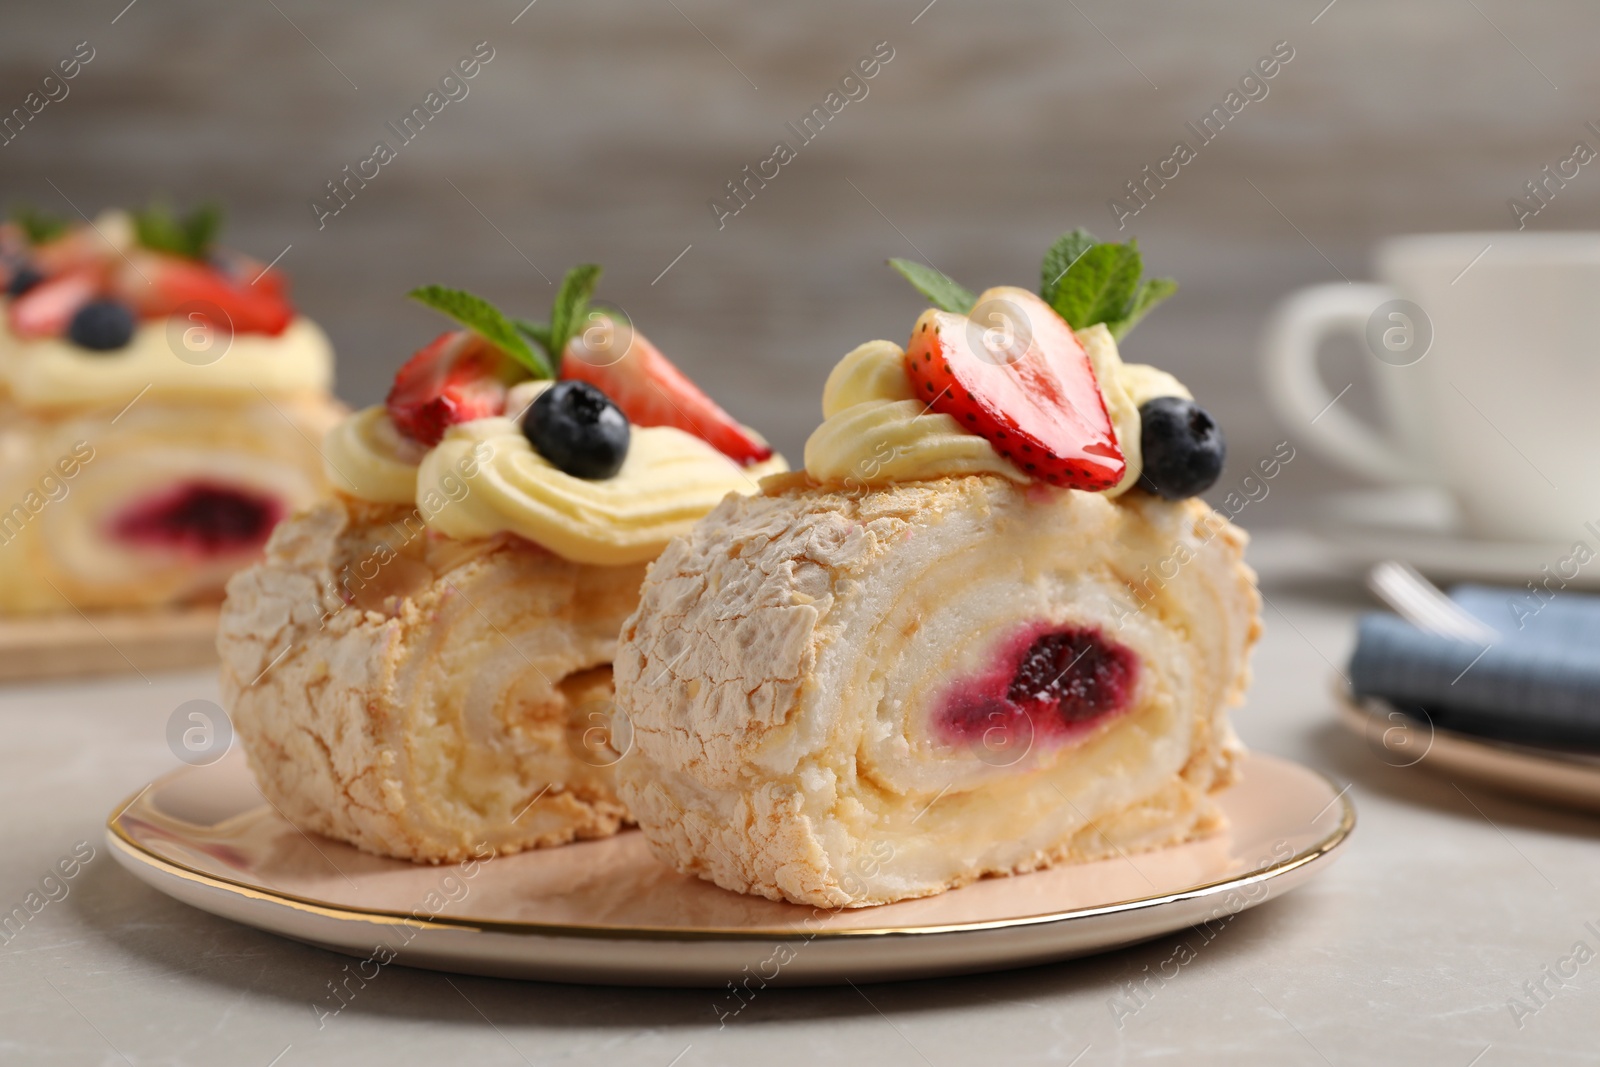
(182, 203, 223, 257)
(888, 258, 976, 314)
(514, 318, 553, 358)
(1039, 228, 1096, 304)
(1050, 242, 1140, 329)
(547, 264, 603, 364)
(11, 205, 68, 245)
(408, 285, 551, 378)
(1040, 230, 1173, 338)
(1112, 276, 1178, 339)
(133, 201, 223, 260)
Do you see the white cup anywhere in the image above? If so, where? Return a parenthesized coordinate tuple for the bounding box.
(1262, 232, 1600, 543)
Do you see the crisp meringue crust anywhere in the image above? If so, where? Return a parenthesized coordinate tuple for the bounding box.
(614, 476, 1260, 907)
(218, 496, 642, 863)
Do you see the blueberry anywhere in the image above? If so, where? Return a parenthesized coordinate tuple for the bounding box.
(6, 264, 43, 297)
(523, 380, 630, 479)
(67, 299, 137, 351)
(1138, 396, 1225, 500)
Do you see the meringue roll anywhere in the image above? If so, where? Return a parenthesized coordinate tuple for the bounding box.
(0, 207, 341, 614)
(0, 391, 337, 614)
(614, 243, 1261, 906)
(616, 478, 1258, 906)
(219, 496, 644, 863)
(219, 273, 784, 862)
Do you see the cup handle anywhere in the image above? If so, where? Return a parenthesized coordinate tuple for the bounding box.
(1262, 282, 1426, 484)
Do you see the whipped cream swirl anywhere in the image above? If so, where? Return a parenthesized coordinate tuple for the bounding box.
(1, 317, 334, 410)
(325, 402, 786, 566)
(803, 328, 1189, 496)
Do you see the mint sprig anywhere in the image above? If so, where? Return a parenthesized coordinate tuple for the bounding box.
(545, 264, 602, 365)
(1039, 229, 1094, 299)
(888, 258, 975, 315)
(408, 285, 552, 378)
(1039, 228, 1176, 339)
(1120, 276, 1178, 335)
(887, 229, 1177, 340)
(133, 201, 223, 261)
(11, 205, 69, 245)
(514, 317, 553, 356)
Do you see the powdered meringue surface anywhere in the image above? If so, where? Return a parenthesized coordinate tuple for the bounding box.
(614, 475, 1260, 907)
(218, 496, 642, 862)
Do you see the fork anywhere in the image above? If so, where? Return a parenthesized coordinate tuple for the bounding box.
(1366, 560, 1499, 645)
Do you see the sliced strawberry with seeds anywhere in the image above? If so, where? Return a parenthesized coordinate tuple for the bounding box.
(386, 330, 522, 447)
(904, 286, 1123, 490)
(7, 268, 103, 339)
(559, 316, 772, 465)
(115, 251, 295, 336)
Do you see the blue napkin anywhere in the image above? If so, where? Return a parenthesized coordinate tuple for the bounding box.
(1349, 584, 1600, 750)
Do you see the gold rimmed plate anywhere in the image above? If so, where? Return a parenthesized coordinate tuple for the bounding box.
(107, 748, 1353, 987)
(1338, 692, 1600, 814)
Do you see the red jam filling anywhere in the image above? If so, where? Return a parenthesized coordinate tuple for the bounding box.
(110, 482, 282, 557)
(935, 623, 1139, 749)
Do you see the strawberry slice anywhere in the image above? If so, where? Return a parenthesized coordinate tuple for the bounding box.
(904, 286, 1124, 490)
(385, 330, 522, 447)
(0, 221, 24, 255)
(32, 226, 118, 276)
(210, 248, 287, 298)
(7, 268, 102, 339)
(115, 251, 294, 336)
(559, 316, 772, 465)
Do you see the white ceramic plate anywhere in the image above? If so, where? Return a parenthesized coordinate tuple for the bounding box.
(107, 748, 1353, 987)
(1310, 487, 1598, 588)
(1338, 693, 1600, 814)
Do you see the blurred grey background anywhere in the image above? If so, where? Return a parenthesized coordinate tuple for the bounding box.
(4, 0, 1596, 524)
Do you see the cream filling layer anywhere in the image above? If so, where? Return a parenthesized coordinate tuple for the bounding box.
(803, 328, 1190, 495)
(327, 403, 786, 565)
(419, 418, 786, 566)
(323, 404, 425, 504)
(803, 340, 1023, 487)
(3, 316, 334, 409)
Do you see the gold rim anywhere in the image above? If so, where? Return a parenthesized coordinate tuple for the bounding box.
(106, 758, 1357, 942)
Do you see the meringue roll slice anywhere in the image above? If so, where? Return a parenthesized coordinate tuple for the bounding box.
(219, 273, 784, 863)
(616, 478, 1258, 906)
(0, 205, 341, 614)
(614, 233, 1261, 906)
(220, 494, 646, 862)
(0, 392, 337, 613)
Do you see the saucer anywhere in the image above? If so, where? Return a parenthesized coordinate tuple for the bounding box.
(1310, 488, 1600, 589)
(1338, 692, 1600, 813)
(106, 748, 1353, 987)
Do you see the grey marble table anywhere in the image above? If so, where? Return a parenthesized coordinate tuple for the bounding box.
(1, 531, 1597, 1065)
